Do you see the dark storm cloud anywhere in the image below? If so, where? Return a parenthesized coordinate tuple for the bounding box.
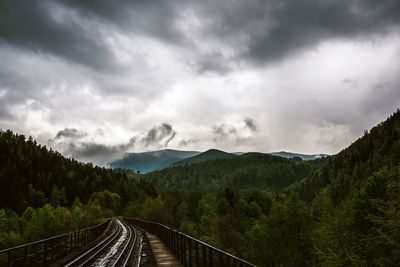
(2, 0, 400, 75)
(192, 0, 400, 66)
(0, 0, 120, 72)
(244, 118, 257, 132)
(61, 0, 185, 44)
(141, 123, 176, 147)
(56, 128, 86, 139)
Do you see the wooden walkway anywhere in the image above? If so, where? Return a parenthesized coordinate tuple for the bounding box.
(146, 232, 183, 267)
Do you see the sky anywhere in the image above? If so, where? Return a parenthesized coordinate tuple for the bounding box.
(1, 0, 400, 165)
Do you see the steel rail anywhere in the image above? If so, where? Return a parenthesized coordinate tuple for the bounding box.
(76, 221, 122, 267)
(123, 225, 139, 267)
(111, 221, 137, 267)
(62, 220, 121, 267)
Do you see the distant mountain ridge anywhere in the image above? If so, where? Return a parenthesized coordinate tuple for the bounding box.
(110, 149, 200, 173)
(110, 148, 329, 173)
(268, 151, 329, 161)
(172, 149, 237, 166)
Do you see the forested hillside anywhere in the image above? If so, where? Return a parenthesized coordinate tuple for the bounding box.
(0, 130, 157, 213)
(289, 109, 400, 265)
(171, 149, 237, 166)
(144, 153, 317, 193)
(292, 109, 400, 204)
(1, 109, 400, 266)
(0, 129, 157, 249)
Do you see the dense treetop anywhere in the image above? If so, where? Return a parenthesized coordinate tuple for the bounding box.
(2, 109, 400, 266)
(144, 152, 320, 194)
(0, 129, 156, 213)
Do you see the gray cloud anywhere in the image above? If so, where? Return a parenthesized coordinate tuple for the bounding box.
(56, 123, 179, 165)
(0, 0, 121, 72)
(193, 0, 400, 66)
(56, 128, 86, 139)
(212, 124, 237, 142)
(165, 131, 177, 147)
(141, 123, 176, 147)
(1, 0, 400, 161)
(244, 118, 257, 132)
(61, 136, 136, 166)
(2, 0, 400, 76)
(61, 0, 185, 45)
(0, 98, 14, 120)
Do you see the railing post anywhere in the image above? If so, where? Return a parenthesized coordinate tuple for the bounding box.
(51, 237, 55, 260)
(202, 244, 206, 267)
(175, 231, 178, 257)
(219, 252, 224, 267)
(179, 234, 181, 262)
(170, 230, 174, 253)
(195, 242, 199, 267)
(183, 236, 186, 266)
(181, 234, 184, 262)
(44, 241, 47, 265)
(24, 246, 28, 267)
(35, 243, 39, 265)
(209, 247, 213, 267)
(7, 250, 11, 267)
(225, 254, 230, 267)
(64, 235, 68, 256)
(189, 238, 193, 267)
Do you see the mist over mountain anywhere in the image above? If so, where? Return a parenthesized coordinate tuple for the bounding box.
(110, 149, 200, 173)
(110, 148, 329, 173)
(268, 151, 330, 161)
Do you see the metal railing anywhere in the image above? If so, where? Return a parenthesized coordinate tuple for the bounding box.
(0, 219, 110, 267)
(125, 218, 257, 267)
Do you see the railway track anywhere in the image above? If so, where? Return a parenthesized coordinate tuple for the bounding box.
(57, 219, 144, 267)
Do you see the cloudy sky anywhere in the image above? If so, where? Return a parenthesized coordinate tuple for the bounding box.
(1, 0, 400, 165)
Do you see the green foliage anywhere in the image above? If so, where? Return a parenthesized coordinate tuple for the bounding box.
(0, 129, 150, 213)
(291, 110, 400, 205)
(247, 195, 313, 266)
(0, 129, 154, 249)
(2, 110, 400, 266)
(144, 153, 315, 194)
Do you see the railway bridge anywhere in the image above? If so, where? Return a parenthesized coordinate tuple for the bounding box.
(0, 218, 256, 267)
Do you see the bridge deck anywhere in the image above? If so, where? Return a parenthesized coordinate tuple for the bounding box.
(146, 232, 183, 267)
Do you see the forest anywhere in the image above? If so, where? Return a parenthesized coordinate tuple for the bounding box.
(1, 109, 400, 266)
(143, 152, 326, 194)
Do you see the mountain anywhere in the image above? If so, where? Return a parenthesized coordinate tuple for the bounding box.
(110, 149, 200, 173)
(172, 149, 237, 166)
(268, 151, 329, 160)
(173, 149, 329, 167)
(291, 109, 400, 204)
(145, 153, 316, 193)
